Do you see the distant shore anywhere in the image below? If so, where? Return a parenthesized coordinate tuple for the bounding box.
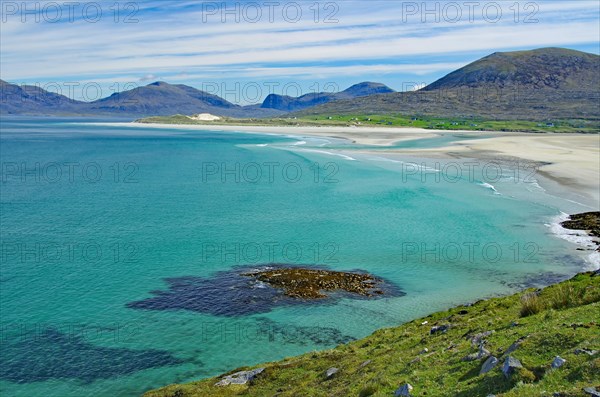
(125, 121, 600, 208)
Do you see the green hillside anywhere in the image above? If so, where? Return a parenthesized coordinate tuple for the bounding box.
(145, 272, 600, 397)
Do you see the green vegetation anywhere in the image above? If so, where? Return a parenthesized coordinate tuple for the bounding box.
(137, 114, 600, 133)
(145, 272, 600, 397)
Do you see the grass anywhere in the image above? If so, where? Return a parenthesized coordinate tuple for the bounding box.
(144, 272, 600, 397)
(136, 114, 600, 134)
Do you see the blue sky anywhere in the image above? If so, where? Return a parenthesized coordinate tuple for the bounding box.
(1, 0, 599, 104)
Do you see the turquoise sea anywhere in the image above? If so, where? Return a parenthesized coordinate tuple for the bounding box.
(0, 119, 596, 397)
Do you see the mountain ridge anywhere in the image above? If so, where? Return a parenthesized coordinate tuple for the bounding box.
(261, 82, 395, 112)
(294, 47, 600, 120)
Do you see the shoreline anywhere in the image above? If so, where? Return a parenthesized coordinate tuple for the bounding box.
(115, 121, 600, 207)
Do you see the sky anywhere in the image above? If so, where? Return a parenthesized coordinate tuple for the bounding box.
(1, 0, 599, 104)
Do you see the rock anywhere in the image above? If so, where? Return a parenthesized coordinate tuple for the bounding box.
(584, 387, 600, 397)
(480, 356, 499, 375)
(574, 348, 598, 356)
(463, 345, 491, 361)
(325, 367, 339, 379)
(215, 368, 265, 386)
(468, 330, 494, 346)
(419, 348, 429, 354)
(502, 356, 523, 378)
(430, 325, 449, 335)
(409, 356, 421, 364)
(359, 360, 372, 368)
(551, 356, 566, 369)
(504, 338, 525, 356)
(394, 383, 413, 396)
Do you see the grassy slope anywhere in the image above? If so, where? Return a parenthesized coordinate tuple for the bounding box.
(136, 115, 600, 134)
(145, 273, 600, 397)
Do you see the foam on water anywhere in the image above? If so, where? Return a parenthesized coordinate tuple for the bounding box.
(547, 213, 600, 270)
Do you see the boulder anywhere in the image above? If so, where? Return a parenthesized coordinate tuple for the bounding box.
(502, 356, 523, 378)
(325, 367, 339, 379)
(215, 368, 265, 386)
(394, 383, 413, 396)
(551, 356, 566, 369)
(480, 356, 499, 375)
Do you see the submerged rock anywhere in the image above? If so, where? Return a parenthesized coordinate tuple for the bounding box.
(243, 267, 390, 299)
(127, 265, 403, 317)
(215, 368, 265, 386)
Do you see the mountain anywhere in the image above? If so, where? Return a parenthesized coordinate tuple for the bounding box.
(86, 81, 241, 116)
(0, 81, 283, 117)
(295, 48, 600, 120)
(261, 82, 394, 112)
(423, 47, 599, 91)
(0, 79, 84, 115)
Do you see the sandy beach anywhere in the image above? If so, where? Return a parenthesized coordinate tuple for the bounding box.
(129, 122, 600, 208)
(424, 134, 600, 206)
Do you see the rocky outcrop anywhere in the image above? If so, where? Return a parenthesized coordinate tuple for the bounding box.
(215, 368, 265, 386)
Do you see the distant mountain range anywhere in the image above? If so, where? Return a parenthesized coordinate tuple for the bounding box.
(0, 79, 394, 118)
(1, 48, 599, 120)
(0, 80, 281, 118)
(296, 48, 600, 120)
(261, 82, 394, 112)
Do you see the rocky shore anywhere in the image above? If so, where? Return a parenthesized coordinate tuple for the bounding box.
(561, 212, 600, 251)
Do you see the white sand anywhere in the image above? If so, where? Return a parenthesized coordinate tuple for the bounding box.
(127, 121, 599, 207)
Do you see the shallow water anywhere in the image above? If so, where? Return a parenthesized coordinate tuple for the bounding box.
(0, 119, 594, 396)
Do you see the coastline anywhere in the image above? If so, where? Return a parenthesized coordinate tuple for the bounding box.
(121, 121, 599, 208)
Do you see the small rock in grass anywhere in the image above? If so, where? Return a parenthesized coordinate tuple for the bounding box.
(480, 356, 499, 375)
(574, 348, 598, 356)
(215, 368, 265, 386)
(359, 360, 372, 368)
(419, 348, 429, 354)
(583, 387, 600, 397)
(551, 356, 566, 369)
(430, 325, 449, 335)
(502, 356, 523, 378)
(394, 383, 413, 396)
(463, 345, 491, 361)
(504, 338, 525, 356)
(325, 367, 339, 379)
(468, 330, 494, 346)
